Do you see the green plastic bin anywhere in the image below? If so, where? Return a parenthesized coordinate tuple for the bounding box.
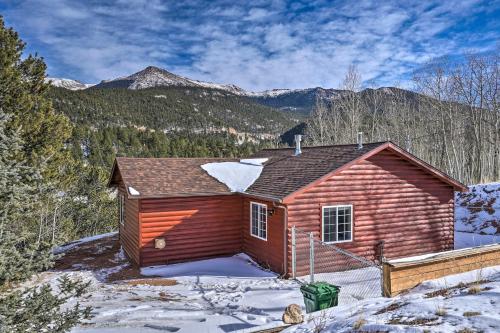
(300, 282, 340, 313)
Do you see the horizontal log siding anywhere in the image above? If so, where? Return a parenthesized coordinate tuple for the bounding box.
(139, 195, 243, 266)
(242, 198, 285, 275)
(118, 184, 140, 265)
(287, 149, 455, 276)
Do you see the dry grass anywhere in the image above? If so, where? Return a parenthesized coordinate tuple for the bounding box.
(467, 284, 482, 294)
(388, 317, 439, 326)
(425, 279, 491, 299)
(455, 328, 478, 333)
(435, 306, 447, 316)
(352, 317, 367, 330)
(374, 302, 407, 315)
(462, 311, 481, 317)
(309, 310, 328, 333)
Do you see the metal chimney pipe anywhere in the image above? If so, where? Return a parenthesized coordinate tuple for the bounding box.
(357, 132, 363, 149)
(294, 134, 302, 156)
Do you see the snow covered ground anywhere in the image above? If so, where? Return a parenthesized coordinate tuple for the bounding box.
(26, 182, 499, 332)
(33, 235, 304, 333)
(285, 266, 500, 333)
(455, 182, 500, 235)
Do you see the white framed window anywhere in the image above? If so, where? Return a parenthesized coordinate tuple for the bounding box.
(119, 194, 125, 227)
(322, 205, 353, 243)
(250, 202, 267, 240)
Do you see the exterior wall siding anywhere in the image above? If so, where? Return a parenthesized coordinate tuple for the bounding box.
(139, 195, 243, 266)
(242, 198, 286, 275)
(287, 149, 455, 276)
(118, 184, 140, 265)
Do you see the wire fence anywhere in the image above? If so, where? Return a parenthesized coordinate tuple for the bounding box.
(292, 226, 382, 303)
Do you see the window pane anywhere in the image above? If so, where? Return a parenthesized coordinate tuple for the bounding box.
(323, 207, 336, 242)
(337, 206, 352, 241)
(251, 204, 259, 236)
(259, 205, 267, 239)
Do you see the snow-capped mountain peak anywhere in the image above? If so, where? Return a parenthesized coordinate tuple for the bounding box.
(45, 77, 95, 90)
(94, 66, 247, 94)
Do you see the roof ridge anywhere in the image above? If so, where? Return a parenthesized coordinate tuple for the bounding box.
(261, 141, 388, 151)
(115, 157, 237, 160)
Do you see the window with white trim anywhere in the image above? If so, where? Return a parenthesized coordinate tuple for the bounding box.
(250, 202, 267, 240)
(119, 194, 125, 226)
(322, 205, 352, 243)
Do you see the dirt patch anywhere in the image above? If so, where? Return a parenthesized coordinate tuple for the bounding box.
(54, 233, 150, 282)
(462, 311, 481, 317)
(424, 280, 491, 299)
(374, 302, 408, 315)
(125, 278, 178, 286)
(387, 316, 439, 326)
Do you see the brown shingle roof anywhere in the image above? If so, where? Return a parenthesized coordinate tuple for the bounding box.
(110, 157, 236, 198)
(246, 142, 387, 199)
(109, 141, 467, 200)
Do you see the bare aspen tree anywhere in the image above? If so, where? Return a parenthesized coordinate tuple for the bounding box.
(305, 52, 499, 185)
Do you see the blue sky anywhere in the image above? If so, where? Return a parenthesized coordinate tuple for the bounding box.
(2, 0, 499, 90)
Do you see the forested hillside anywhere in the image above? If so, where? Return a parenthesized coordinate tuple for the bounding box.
(70, 126, 265, 170)
(50, 86, 299, 136)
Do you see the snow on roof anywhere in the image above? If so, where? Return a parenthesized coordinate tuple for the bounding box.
(201, 158, 267, 192)
(128, 186, 140, 196)
(240, 158, 268, 166)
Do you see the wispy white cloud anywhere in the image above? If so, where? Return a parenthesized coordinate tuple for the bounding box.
(2, 0, 498, 90)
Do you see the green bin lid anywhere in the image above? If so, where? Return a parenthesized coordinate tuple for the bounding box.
(300, 282, 340, 294)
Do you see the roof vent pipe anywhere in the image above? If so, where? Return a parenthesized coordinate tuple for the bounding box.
(357, 132, 363, 149)
(294, 134, 302, 156)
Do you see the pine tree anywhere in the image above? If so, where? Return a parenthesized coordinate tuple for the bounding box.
(0, 275, 92, 333)
(0, 16, 71, 183)
(0, 111, 53, 285)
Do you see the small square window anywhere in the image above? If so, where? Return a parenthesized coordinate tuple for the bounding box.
(322, 205, 353, 243)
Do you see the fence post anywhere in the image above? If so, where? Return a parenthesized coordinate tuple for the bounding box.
(378, 240, 386, 296)
(291, 226, 296, 279)
(309, 232, 315, 283)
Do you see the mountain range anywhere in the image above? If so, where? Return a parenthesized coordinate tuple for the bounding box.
(47, 66, 423, 144)
(48, 66, 357, 115)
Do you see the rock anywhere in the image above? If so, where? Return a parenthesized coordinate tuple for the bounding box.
(282, 304, 304, 324)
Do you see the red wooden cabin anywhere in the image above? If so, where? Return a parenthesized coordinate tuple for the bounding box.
(108, 141, 467, 276)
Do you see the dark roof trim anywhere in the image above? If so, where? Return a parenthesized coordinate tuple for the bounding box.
(282, 142, 467, 204)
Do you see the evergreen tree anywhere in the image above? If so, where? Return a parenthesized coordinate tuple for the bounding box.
(0, 18, 91, 333)
(0, 111, 52, 285)
(0, 275, 92, 333)
(0, 16, 71, 183)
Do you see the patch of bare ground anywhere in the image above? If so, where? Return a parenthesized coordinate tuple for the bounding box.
(124, 278, 177, 286)
(456, 329, 480, 333)
(374, 302, 408, 315)
(54, 233, 157, 282)
(424, 280, 491, 298)
(462, 311, 481, 317)
(387, 316, 439, 326)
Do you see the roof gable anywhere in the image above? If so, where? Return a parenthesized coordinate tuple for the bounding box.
(270, 142, 467, 203)
(245, 142, 388, 200)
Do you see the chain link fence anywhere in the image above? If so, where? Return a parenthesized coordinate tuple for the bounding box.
(292, 226, 382, 303)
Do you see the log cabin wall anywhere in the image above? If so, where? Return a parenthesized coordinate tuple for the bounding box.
(241, 197, 286, 275)
(287, 148, 455, 276)
(118, 183, 140, 265)
(139, 195, 243, 266)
